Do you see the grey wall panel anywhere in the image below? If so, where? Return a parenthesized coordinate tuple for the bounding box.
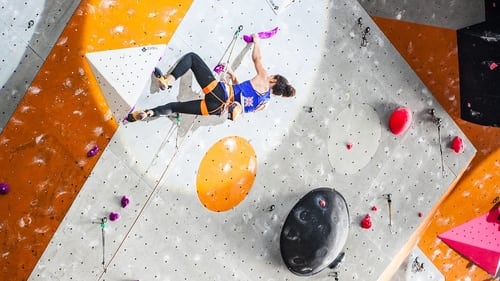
(0, 0, 80, 132)
(358, 0, 485, 30)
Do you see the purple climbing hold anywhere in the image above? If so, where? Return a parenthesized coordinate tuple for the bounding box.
(121, 195, 130, 208)
(109, 211, 120, 222)
(213, 63, 225, 74)
(243, 35, 253, 43)
(0, 182, 10, 195)
(87, 145, 99, 157)
(243, 27, 279, 43)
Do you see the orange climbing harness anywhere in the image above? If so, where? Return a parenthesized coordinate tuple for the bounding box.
(200, 80, 241, 120)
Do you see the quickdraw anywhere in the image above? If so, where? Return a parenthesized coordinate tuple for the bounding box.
(214, 25, 243, 74)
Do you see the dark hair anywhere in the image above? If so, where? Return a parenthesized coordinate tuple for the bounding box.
(271, 75, 296, 97)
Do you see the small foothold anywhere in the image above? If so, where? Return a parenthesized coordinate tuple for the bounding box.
(87, 145, 99, 157)
(319, 199, 327, 208)
(371, 205, 377, 211)
(109, 212, 120, 221)
(121, 196, 130, 208)
(361, 214, 372, 229)
(418, 212, 423, 217)
(243, 35, 253, 43)
(0, 182, 10, 195)
(268, 204, 275, 211)
(213, 64, 225, 74)
(346, 143, 353, 150)
(451, 136, 464, 153)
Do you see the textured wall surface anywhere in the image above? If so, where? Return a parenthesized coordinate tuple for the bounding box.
(1, 0, 498, 281)
(0, 0, 81, 132)
(358, 0, 485, 29)
(21, 0, 474, 280)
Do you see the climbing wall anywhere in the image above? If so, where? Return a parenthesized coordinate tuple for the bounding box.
(5, 1, 499, 280)
(23, 0, 476, 280)
(86, 44, 167, 120)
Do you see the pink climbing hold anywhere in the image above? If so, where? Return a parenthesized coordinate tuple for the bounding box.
(489, 62, 498, 70)
(451, 136, 464, 153)
(360, 214, 372, 229)
(0, 182, 10, 195)
(243, 27, 279, 43)
(319, 199, 327, 208)
(389, 107, 412, 135)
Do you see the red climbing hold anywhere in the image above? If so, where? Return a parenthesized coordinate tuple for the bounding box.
(346, 143, 353, 150)
(371, 205, 377, 211)
(451, 136, 464, 153)
(361, 214, 372, 229)
(389, 107, 412, 135)
(489, 62, 498, 70)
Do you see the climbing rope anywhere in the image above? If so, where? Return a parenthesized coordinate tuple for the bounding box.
(97, 113, 197, 278)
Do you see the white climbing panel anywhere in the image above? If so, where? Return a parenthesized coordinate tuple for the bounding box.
(327, 102, 382, 175)
(405, 247, 445, 281)
(86, 44, 166, 122)
(265, 0, 296, 14)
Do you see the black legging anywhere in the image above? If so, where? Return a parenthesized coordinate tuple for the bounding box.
(151, 52, 226, 116)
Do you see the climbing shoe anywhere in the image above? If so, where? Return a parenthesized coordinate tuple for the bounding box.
(126, 109, 154, 122)
(154, 67, 172, 91)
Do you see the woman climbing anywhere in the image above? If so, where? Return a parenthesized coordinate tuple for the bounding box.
(126, 34, 296, 122)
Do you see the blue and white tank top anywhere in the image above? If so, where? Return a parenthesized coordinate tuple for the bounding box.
(232, 80, 271, 113)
